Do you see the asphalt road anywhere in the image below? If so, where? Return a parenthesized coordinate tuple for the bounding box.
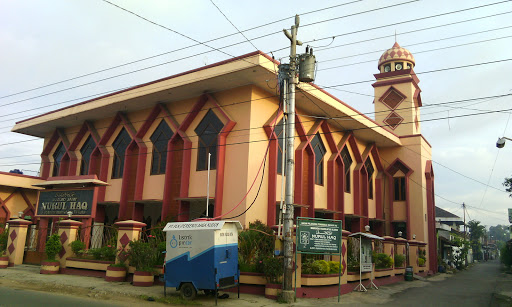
(0, 287, 124, 307)
(383, 260, 503, 307)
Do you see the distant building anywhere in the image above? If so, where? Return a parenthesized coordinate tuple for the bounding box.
(8, 45, 438, 272)
(435, 206, 472, 266)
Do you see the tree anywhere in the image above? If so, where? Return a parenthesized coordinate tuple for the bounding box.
(504, 176, 512, 197)
(468, 220, 486, 260)
(488, 225, 510, 243)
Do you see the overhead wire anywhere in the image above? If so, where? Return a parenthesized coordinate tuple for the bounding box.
(1, 1, 506, 110)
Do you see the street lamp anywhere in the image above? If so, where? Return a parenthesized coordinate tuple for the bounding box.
(496, 137, 512, 148)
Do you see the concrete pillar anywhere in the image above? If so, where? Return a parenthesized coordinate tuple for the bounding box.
(6, 219, 32, 266)
(409, 240, 419, 273)
(114, 220, 146, 266)
(57, 219, 83, 268)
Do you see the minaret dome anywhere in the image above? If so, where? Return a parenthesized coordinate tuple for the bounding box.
(378, 42, 415, 73)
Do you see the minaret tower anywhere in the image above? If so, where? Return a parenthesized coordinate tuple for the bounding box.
(372, 42, 422, 136)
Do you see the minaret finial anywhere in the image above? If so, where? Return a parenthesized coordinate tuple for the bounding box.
(395, 30, 397, 43)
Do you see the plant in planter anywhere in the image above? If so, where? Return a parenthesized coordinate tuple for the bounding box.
(70, 240, 86, 258)
(105, 244, 129, 282)
(128, 239, 159, 287)
(394, 254, 405, 268)
(238, 220, 274, 274)
(373, 252, 394, 269)
(418, 249, 427, 266)
(40, 233, 62, 274)
(0, 226, 8, 269)
(262, 256, 283, 299)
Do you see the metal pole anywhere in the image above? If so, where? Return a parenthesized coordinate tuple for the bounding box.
(206, 153, 211, 217)
(282, 14, 302, 304)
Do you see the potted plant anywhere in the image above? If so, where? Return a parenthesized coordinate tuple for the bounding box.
(106, 244, 129, 282)
(40, 233, 62, 274)
(128, 239, 158, 286)
(262, 256, 283, 299)
(0, 227, 8, 268)
(394, 254, 406, 268)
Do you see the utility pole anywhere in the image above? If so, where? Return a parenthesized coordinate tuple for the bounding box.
(282, 15, 302, 304)
(463, 203, 466, 241)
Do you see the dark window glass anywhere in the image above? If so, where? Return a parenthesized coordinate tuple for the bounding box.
(112, 128, 131, 179)
(80, 135, 96, 176)
(393, 176, 406, 201)
(150, 121, 173, 175)
(275, 119, 285, 175)
(341, 147, 352, 193)
(195, 109, 224, 171)
(52, 142, 66, 176)
(365, 159, 374, 199)
(311, 133, 326, 185)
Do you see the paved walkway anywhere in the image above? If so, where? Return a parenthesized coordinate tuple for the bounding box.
(0, 261, 510, 306)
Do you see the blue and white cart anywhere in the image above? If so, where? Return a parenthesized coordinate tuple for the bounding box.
(162, 220, 242, 302)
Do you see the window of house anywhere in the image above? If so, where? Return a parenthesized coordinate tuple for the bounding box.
(311, 133, 326, 185)
(394, 176, 406, 201)
(150, 120, 173, 175)
(52, 142, 66, 177)
(275, 119, 285, 175)
(112, 128, 131, 179)
(341, 147, 352, 193)
(365, 159, 374, 199)
(80, 135, 96, 175)
(195, 109, 224, 171)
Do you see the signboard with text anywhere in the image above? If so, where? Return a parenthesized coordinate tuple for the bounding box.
(36, 189, 94, 217)
(360, 238, 373, 272)
(297, 219, 342, 254)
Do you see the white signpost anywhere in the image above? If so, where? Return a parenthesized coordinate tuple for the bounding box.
(349, 232, 384, 292)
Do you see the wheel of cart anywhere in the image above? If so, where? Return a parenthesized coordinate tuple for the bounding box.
(180, 282, 197, 300)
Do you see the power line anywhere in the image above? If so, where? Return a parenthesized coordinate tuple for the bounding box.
(0, 0, 363, 100)
(2, 1, 504, 110)
(210, 0, 259, 51)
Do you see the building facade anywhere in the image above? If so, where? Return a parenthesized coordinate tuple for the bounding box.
(10, 45, 437, 272)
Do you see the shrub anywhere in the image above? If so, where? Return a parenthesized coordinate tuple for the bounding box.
(328, 261, 342, 274)
(128, 240, 159, 272)
(262, 256, 283, 284)
(302, 259, 343, 275)
(394, 254, 405, 268)
(0, 227, 7, 256)
(500, 242, 512, 270)
(418, 258, 425, 266)
(45, 234, 62, 261)
(87, 245, 116, 261)
(373, 252, 393, 269)
(238, 220, 274, 272)
(70, 240, 85, 257)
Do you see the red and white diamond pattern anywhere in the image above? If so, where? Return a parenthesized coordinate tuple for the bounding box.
(378, 42, 415, 68)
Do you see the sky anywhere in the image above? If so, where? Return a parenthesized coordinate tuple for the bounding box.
(0, 0, 511, 228)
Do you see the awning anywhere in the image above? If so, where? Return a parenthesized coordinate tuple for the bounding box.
(128, 199, 162, 205)
(33, 178, 109, 188)
(349, 232, 384, 240)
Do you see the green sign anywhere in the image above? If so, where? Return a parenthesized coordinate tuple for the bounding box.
(297, 219, 342, 253)
(37, 190, 94, 216)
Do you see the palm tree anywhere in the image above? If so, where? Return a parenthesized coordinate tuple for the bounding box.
(468, 220, 486, 260)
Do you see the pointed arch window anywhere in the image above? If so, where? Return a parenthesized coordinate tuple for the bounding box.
(311, 133, 326, 185)
(394, 177, 406, 201)
(112, 128, 131, 179)
(52, 142, 66, 177)
(341, 147, 352, 193)
(80, 135, 96, 175)
(195, 109, 224, 171)
(365, 159, 375, 199)
(274, 119, 285, 175)
(150, 120, 173, 175)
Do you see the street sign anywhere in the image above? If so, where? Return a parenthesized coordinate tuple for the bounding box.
(297, 219, 342, 253)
